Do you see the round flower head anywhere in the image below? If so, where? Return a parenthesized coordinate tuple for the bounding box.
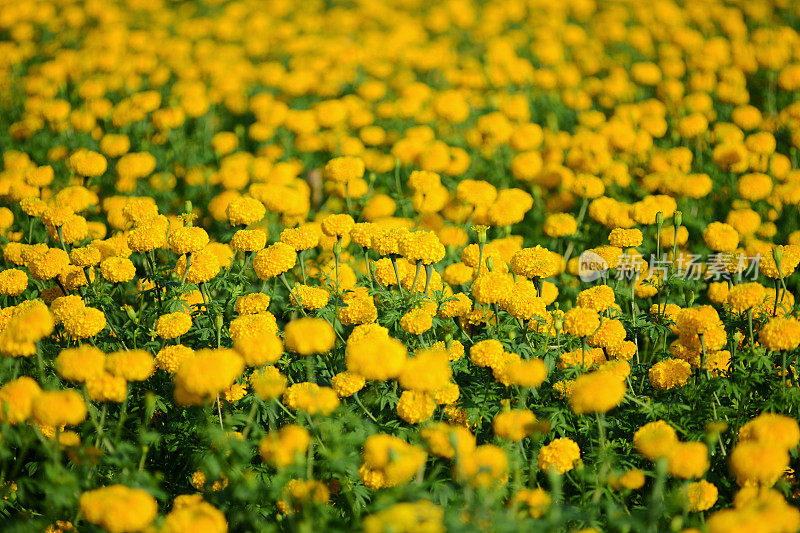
(321, 214, 355, 238)
(251, 366, 288, 400)
(563, 307, 601, 337)
(469, 339, 504, 368)
(79, 485, 157, 533)
(155, 312, 192, 339)
(70, 246, 102, 267)
(282, 382, 340, 415)
(31, 390, 87, 427)
(229, 312, 278, 340)
(279, 225, 320, 251)
(55, 345, 106, 383)
(168, 226, 209, 255)
(345, 332, 407, 380)
(538, 438, 581, 474)
(609, 228, 643, 248)
(259, 425, 311, 467)
(253, 242, 296, 279)
(105, 350, 154, 381)
(86, 373, 127, 402)
(324, 156, 365, 183)
(290, 284, 329, 310)
(493, 409, 537, 441)
(68, 150, 107, 177)
(666, 442, 709, 479)
(230, 229, 267, 252)
(511, 246, 560, 279)
(0, 269, 28, 296)
(399, 308, 434, 335)
(284, 318, 335, 356)
(726, 282, 766, 313)
(759, 317, 800, 351)
(399, 349, 451, 392)
(543, 213, 578, 238)
(174, 247, 222, 284)
(729, 440, 790, 488)
(28, 248, 70, 280)
(62, 306, 106, 339)
(127, 216, 169, 252)
(235, 292, 271, 314)
(234, 333, 283, 367)
(0, 377, 42, 424)
(396, 390, 436, 424)
(633, 420, 677, 461)
(683, 480, 718, 512)
(155, 345, 194, 373)
(226, 197, 265, 226)
(472, 271, 514, 305)
(100, 257, 136, 283)
(331, 371, 366, 397)
(703, 222, 739, 252)
(739, 413, 800, 451)
(649, 358, 692, 390)
(569, 369, 625, 414)
(398, 231, 445, 265)
(174, 349, 244, 405)
(163, 501, 227, 533)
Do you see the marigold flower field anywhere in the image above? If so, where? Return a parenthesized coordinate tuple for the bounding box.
(1, 0, 800, 531)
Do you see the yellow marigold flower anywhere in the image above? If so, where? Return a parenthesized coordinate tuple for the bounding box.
(28, 248, 70, 280)
(100, 256, 136, 283)
(55, 345, 105, 383)
(574, 285, 614, 312)
(278, 478, 329, 514)
(168, 226, 209, 255)
(759, 244, 800, 279)
(331, 371, 365, 397)
(228, 312, 278, 339)
(282, 382, 339, 415)
(587, 319, 626, 348)
(543, 213, 578, 238)
(174, 246, 221, 284)
(398, 230, 445, 265)
(420, 423, 475, 459)
(79, 485, 157, 533)
(537, 438, 581, 474)
(69, 246, 102, 267)
(399, 307, 434, 335)
(730, 440, 790, 488)
(513, 488, 551, 518)
(234, 292, 271, 315)
(739, 413, 800, 451)
(608, 469, 646, 491)
(63, 306, 106, 339)
(31, 390, 87, 427)
(279, 225, 320, 251)
(683, 480, 718, 512)
(0, 300, 55, 356)
(399, 349, 451, 392)
(105, 350, 155, 381)
(396, 390, 436, 424)
(284, 317, 335, 355)
(676, 305, 723, 336)
(345, 332, 407, 380)
(155, 345, 193, 373)
(0, 269, 27, 296)
(251, 366, 287, 400)
(371, 227, 409, 256)
(726, 282, 767, 313)
(633, 420, 678, 461)
(609, 228, 643, 248)
(438, 292, 472, 319)
(510, 246, 560, 279)
(86, 372, 127, 402)
(230, 229, 267, 252)
(173, 349, 244, 406)
(472, 271, 514, 306)
(155, 312, 192, 339)
(702, 222, 739, 252)
(759, 317, 800, 351)
(223, 382, 247, 402)
(456, 179, 497, 207)
(0, 376, 41, 424)
(363, 501, 443, 533)
(163, 501, 227, 533)
(568, 369, 625, 414)
(259, 425, 310, 467)
(362, 434, 427, 488)
(563, 307, 601, 337)
(666, 442, 709, 479)
(233, 332, 283, 367)
(253, 242, 296, 279)
(469, 339, 504, 368)
(226, 197, 265, 226)
(649, 358, 692, 391)
(321, 213, 355, 238)
(458, 444, 509, 488)
(324, 156, 365, 183)
(67, 150, 107, 177)
(290, 284, 329, 310)
(493, 409, 537, 441)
